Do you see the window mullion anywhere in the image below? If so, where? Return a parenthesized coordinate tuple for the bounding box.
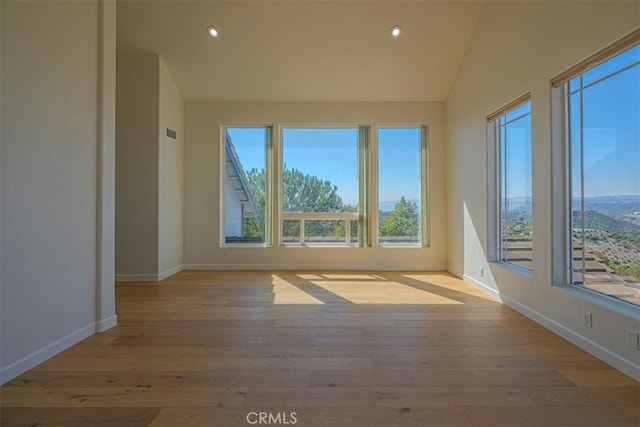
(359, 125, 370, 247)
(421, 126, 429, 247)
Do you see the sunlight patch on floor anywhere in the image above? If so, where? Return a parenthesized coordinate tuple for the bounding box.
(321, 274, 380, 280)
(297, 274, 323, 280)
(310, 280, 464, 305)
(272, 275, 324, 305)
(404, 274, 499, 302)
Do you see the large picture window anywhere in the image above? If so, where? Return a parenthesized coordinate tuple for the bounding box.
(220, 123, 430, 248)
(553, 33, 639, 306)
(489, 96, 533, 272)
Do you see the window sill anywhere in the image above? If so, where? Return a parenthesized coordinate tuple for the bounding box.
(490, 261, 533, 279)
(221, 243, 268, 248)
(555, 283, 640, 318)
(280, 243, 359, 248)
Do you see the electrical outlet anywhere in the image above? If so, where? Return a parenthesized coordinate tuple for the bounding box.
(582, 311, 592, 328)
(625, 328, 640, 351)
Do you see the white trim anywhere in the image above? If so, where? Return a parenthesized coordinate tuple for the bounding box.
(158, 264, 183, 281)
(462, 274, 503, 302)
(96, 314, 118, 332)
(184, 263, 448, 272)
(502, 295, 640, 382)
(446, 264, 463, 278)
(1, 322, 95, 384)
(115, 273, 159, 282)
(460, 274, 640, 381)
(557, 283, 640, 320)
(490, 260, 534, 279)
(219, 125, 227, 247)
(115, 265, 183, 282)
(95, 0, 117, 337)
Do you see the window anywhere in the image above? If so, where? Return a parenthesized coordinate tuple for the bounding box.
(280, 127, 362, 246)
(220, 123, 431, 249)
(377, 127, 428, 246)
(554, 36, 639, 306)
(488, 95, 533, 271)
(222, 127, 270, 245)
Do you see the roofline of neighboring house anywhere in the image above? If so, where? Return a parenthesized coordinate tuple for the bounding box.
(225, 132, 259, 218)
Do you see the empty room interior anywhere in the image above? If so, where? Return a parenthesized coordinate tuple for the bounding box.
(1, 0, 639, 426)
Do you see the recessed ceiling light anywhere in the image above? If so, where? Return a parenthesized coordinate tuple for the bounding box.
(207, 26, 218, 38)
(391, 25, 402, 38)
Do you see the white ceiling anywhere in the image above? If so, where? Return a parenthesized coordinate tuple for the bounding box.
(116, 0, 485, 102)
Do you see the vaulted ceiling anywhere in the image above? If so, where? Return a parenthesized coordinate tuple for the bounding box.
(116, 0, 485, 102)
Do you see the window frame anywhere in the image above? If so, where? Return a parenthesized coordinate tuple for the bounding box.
(374, 125, 430, 248)
(219, 122, 432, 250)
(220, 124, 273, 247)
(487, 93, 533, 275)
(276, 124, 367, 248)
(551, 29, 640, 310)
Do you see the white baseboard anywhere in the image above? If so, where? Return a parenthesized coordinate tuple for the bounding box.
(183, 263, 448, 271)
(447, 265, 463, 278)
(96, 314, 118, 332)
(158, 265, 184, 281)
(115, 273, 158, 282)
(1, 321, 95, 385)
(502, 295, 640, 382)
(460, 274, 639, 381)
(116, 265, 184, 283)
(462, 273, 503, 302)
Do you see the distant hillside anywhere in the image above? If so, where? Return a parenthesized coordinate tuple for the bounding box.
(575, 210, 640, 236)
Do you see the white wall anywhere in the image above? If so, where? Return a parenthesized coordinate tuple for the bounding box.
(184, 101, 447, 270)
(158, 57, 184, 279)
(116, 54, 159, 279)
(446, 0, 640, 379)
(0, 0, 116, 383)
(116, 54, 184, 281)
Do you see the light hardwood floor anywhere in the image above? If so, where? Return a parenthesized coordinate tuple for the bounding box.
(2, 271, 639, 426)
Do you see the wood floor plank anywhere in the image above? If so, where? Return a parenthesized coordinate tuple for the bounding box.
(525, 386, 640, 407)
(0, 387, 248, 407)
(461, 406, 640, 426)
(56, 344, 245, 359)
(242, 387, 379, 407)
(148, 406, 473, 427)
(6, 370, 311, 388)
(558, 369, 640, 387)
(0, 407, 161, 427)
(371, 386, 536, 407)
(372, 356, 553, 371)
(34, 356, 373, 372)
(1, 270, 637, 427)
(310, 369, 574, 388)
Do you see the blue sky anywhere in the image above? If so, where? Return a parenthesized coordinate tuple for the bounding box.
(282, 128, 360, 206)
(228, 126, 422, 208)
(500, 102, 532, 200)
(571, 44, 639, 198)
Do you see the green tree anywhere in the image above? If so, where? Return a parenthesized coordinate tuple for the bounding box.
(243, 168, 267, 239)
(380, 196, 419, 239)
(245, 167, 347, 239)
(281, 168, 344, 214)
